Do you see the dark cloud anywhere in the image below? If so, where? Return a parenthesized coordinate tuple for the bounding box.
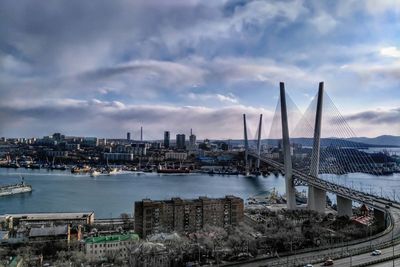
(0, 99, 272, 139)
(344, 108, 400, 124)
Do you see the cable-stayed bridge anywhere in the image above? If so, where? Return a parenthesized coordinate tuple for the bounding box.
(234, 82, 400, 267)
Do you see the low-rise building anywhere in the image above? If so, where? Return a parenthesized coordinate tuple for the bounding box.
(65, 143, 80, 151)
(165, 152, 187, 161)
(85, 233, 139, 261)
(104, 153, 134, 161)
(0, 231, 9, 243)
(7, 212, 95, 227)
(46, 150, 68, 157)
(29, 225, 71, 243)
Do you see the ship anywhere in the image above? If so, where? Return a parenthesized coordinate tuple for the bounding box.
(0, 177, 32, 197)
(157, 163, 190, 174)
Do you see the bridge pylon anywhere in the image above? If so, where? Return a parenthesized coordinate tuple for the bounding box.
(308, 82, 327, 213)
(256, 114, 263, 169)
(243, 114, 249, 175)
(280, 82, 296, 210)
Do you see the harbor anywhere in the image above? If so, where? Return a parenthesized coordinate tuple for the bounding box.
(0, 167, 399, 218)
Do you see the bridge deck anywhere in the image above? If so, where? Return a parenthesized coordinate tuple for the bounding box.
(251, 152, 391, 212)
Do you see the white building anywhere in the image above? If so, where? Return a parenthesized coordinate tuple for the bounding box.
(85, 233, 139, 261)
(104, 153, 134, 161)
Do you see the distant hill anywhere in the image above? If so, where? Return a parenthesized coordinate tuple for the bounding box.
(290, 138, 375, 148)
(216, 136, 400, 148)
(347, 135, 400, 147)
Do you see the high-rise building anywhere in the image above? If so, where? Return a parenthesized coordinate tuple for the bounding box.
(52, 133, 64, 142)
(164, 131, 170, 148)
(134, 196, 244, 238)
(189, 129, 196, 150)
(176, 134, 186, 150)
(127, 132, 131, 141)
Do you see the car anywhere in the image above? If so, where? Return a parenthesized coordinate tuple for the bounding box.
(322, 259, 334, 266)
(303, 264, 313, 267)
(371, 250, 382, 256)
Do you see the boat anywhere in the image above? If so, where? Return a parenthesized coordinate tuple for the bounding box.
(107, 167, 121, 175)
(51, 164, 67, 171)
(295, 190, 307, 204)
(90, 170, 101, 177)
(0, 177, 32, 197)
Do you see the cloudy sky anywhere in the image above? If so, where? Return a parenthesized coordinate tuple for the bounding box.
(0, 0, 399, 139)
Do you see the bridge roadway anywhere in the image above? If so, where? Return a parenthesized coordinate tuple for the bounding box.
(228, 153, 400, 267)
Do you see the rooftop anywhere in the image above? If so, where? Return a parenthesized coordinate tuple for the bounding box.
(29, 225, 68, 237)
(85, 233, 139, 244)
(5, 212, 94, 220)
(139, 195, 242, 205)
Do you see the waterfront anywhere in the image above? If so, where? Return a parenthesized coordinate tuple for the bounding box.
(1, 168, 399, 218)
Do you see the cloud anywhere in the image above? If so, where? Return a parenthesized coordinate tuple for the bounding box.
(364, 0, 400, 14)
(187, 92, 239, 104)
(380, 46, 400, 58)
(310, 12, 337, 34)
(79, 60, 206, 89)
(341, 62, 400, 80)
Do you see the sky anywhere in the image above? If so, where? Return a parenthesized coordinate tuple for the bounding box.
(0, 0, 399, 139)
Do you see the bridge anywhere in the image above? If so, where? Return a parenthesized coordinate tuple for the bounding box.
(233, 82, 400, 266)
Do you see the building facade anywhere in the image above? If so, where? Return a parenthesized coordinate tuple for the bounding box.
(134, 196, 244, 238)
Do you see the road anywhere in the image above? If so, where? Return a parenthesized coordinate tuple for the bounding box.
(313, 242, 400, 267)
(369, 258, 399, 266)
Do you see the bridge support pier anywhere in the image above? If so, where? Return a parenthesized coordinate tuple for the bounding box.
(308, 187, 326, 213)
(373, 209, 386, 230)
(337, 195, 352, 217)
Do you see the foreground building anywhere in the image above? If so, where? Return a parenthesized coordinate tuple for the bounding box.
(85, 233, 139, 261)
(134, 195, 244, 238)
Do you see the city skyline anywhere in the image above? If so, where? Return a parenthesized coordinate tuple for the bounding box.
(0, 1, 399, 139)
